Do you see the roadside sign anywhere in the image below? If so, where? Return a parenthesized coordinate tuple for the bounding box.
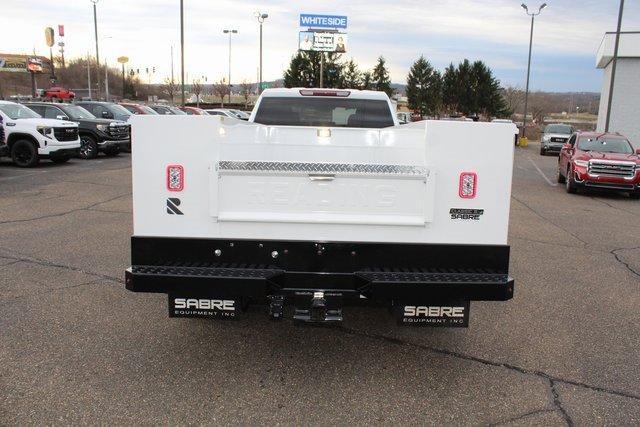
(117, 56, 129, 64)
(27, 57, 43, 73)
(299, 14, 347, 29)
(260, 82, 271, 90)
(58, 25, 65, 37)
(299, 31, 347, 52)
(45, 27, 55, 47)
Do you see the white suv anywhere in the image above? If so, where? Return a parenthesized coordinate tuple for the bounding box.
(0, 100, 80, 167)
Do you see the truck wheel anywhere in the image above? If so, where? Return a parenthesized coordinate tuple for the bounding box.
(51, 156, 71, 164)
(557, 163, 566, 184)
(539, 147, 546, 156)
(565, 166, 577, 194)
(79, 135, 98, 159)
(11, 139, 39, 168)
(629, 191, 640, 200)
(103, 146, 120, 157)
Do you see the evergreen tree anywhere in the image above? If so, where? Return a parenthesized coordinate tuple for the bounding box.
(361, 71, 374, 90)
(342, 59, 362, 89)
(405, 56, 442, 117)
(456, 59, 474, 115)
(371, 56, 393, 96)
(441, 63, 458, 114)
(283, 51, 343, 88)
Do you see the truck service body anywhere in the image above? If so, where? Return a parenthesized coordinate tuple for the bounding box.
(125, 88, 516, 326)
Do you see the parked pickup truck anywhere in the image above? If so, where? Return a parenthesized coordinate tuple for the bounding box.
(558, 131, 640, 198)
(0, 100, 80, 167)
(41, 87, 76, 101)
(125, 88, 516, 327)
(25, 102, 130, 159)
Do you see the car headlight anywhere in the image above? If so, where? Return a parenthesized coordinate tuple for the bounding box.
(37, 126, 53, 138)
(542, 135, 551, 142)
(96, 124, 109, 132)
(574, 160, 588, 167)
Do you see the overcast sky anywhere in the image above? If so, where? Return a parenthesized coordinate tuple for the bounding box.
(1, 0, 638, 91)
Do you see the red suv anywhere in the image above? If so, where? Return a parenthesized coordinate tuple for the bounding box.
(119, 103, 159, 115)
(558, 131, 640, 198)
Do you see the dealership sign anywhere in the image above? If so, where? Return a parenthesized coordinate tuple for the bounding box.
(299, 31, 348, 53)
(299, 14, 347, 29)
(0, 54, 48, 73)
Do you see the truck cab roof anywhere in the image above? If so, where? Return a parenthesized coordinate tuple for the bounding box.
(259, 87, 391, 100)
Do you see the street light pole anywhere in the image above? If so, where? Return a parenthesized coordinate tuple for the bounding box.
(520, 3, 546, 141)
(223, 29, 238, 104)
(255, 12, 268, 94)
(605, 0, 625, 132)
(91, 0, 101, 99)
(180, 0, 185, 106)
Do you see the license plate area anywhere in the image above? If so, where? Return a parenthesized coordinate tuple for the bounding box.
(168, 294, 238, 319)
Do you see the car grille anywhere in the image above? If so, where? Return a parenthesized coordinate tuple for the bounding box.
(108, 124, 130, 139)
(53, 127, 79, 142)
(550, 137, 568, 143)
(588, 160, 636, 178)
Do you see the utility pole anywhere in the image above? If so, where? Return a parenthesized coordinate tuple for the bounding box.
(223, 29, 238, 104)
(87, 52, 92, 99)
(91, 0, 101, 99)
(605, 0, 625, 132)
(58, 42, 66, 68)
(320, 53, 324, 88)
(180, 0, 185, 106)
(105, 59, 109, 101)
(255, 12, 268, 94)
(520, 3, 547, 142)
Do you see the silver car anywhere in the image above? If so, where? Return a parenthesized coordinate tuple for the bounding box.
(540, 124, 574, 156)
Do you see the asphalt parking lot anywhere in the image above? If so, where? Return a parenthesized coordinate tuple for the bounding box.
(1, 143, 639, 425)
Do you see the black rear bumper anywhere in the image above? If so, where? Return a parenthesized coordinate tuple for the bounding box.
(125, 237, 514, 303)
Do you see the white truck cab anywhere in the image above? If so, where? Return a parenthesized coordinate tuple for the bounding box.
(0, 100, 80, 167)
(125, 88, 516, 327)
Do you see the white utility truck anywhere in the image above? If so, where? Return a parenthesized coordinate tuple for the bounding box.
(125, 88, 516, 327)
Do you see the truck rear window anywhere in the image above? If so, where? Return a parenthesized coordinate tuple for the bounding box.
(254, 97, 394, 128)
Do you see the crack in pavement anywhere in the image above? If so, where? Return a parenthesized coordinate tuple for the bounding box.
(589, 196, 638, 216)
(549, 378, 574, 426)
(487, 408, 556, 426)
(610, 246, 640, 278)
(510, 195, 588, 247)
(331, 326, 640, 402)
(0, 192, 132, 225)
(0, 253, 123, 285)
(1, 278, 104, 304)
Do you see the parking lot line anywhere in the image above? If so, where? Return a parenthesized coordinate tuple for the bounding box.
(527, 156, 557, 187)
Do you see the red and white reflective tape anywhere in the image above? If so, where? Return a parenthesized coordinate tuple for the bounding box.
(458, 172, 477, 199)
(166, 165, 184, 192)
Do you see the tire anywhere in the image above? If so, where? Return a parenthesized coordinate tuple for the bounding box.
(10, 139, 39, 168)
(557, 163, 566, 184)
(50, 156, 71, 164)
(79, 134, 99, 159)
(540, 147, 546, 156)
(629, 191, 640, 200)
(565, 166, 577, 194)
(103, 146, 120, 157)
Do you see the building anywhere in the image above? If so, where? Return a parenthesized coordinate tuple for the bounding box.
(596, 32, 640, 147)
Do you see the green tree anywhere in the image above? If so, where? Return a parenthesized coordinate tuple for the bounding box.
(361, 71, 374, 90)
(441, 63, 458, 114)
(283, 51, 343, 88)
(405, 56, 442, 117)
(371, 56, 393, 96)
(342, 59, 362, 89)
(455, 59, 474, 115)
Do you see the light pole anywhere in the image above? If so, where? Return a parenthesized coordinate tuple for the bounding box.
(255, 12, 268, 94)
(118, 56, 129, 100)
(91, 0, 101, 99)
(180, 0, 185, 106)
(223, 29, 238, 104)
(520, 3, 546, 142)
(101, 36, 113, 101)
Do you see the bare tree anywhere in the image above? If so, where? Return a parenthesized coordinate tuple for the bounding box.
(163, 77, 178, 105)
(240, 80, 252, 109)
(191, 79, 204, 107)
(501, 86, 525, 119)
(212, 79, 229, 107)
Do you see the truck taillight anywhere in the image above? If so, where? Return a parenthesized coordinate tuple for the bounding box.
(167, 165, 184, 191)
(299, 89, 350, 97)
(459, 172, 477, 199)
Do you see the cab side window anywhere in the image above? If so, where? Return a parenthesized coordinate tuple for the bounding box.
(44, 106, 64, 119)
(28, 105, 45, 116)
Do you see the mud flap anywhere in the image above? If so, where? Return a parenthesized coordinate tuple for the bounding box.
(393, 300, 470, 327)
